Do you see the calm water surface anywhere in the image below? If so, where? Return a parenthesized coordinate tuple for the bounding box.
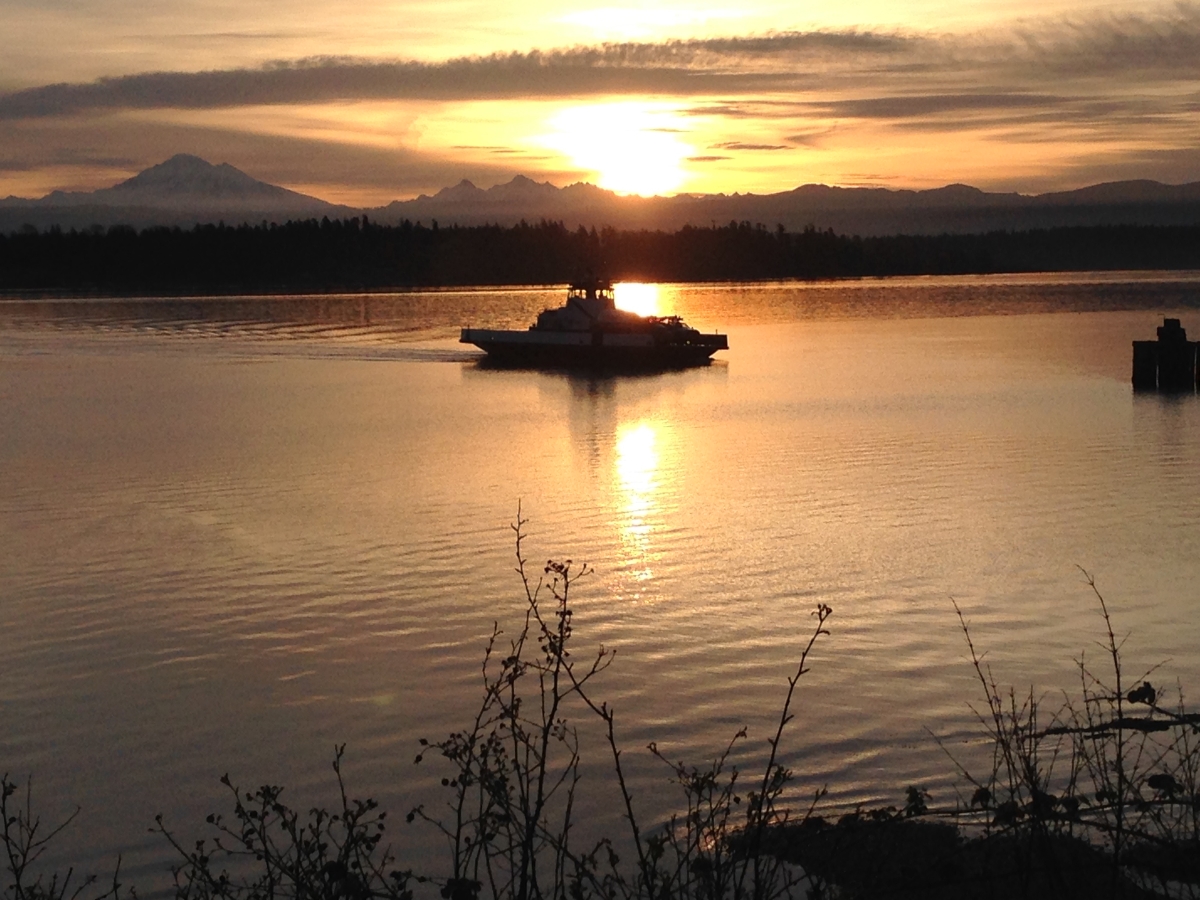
(2, 273, 1200, 888)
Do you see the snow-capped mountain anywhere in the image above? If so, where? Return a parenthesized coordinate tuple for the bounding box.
(0, 154, 352, 228)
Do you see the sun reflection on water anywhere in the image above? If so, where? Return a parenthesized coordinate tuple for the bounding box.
(614, 419, 662, 590)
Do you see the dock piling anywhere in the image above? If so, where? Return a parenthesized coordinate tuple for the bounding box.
(1132, 318, 1197, 392)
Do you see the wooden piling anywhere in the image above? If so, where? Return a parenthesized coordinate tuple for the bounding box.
(1157, 319, 1197, 391)
(1133, 318, 1197, 391)
(1132, 341, 1158, 390)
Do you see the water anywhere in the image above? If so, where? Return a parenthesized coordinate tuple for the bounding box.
(2, 273, 1200, 889)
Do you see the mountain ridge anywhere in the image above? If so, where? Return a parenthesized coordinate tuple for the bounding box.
(4, 154, 1200, 236)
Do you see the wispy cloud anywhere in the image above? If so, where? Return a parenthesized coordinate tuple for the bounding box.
(0, 60, 777, 119)
(1004, 3, 1200, 74)
(711, 141, 789, 150)
(0, 30, 921, 120)
(2, 6, 1198, 123)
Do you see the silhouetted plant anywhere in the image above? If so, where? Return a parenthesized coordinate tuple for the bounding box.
(154, 745, 413, 900)
(409, 510, 835, 900)
(934, 571, 1200, 899)
(408, 511, 613, 900)
(636, 599, 833, 900)
(1, 775, 123, 900)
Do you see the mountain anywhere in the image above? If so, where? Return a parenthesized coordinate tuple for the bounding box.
(94, 153, 335, 211)
(1032, 179, 1200, 206)
(0, 154, 353, 230)
(371, 174, 1200, 235)
(4, 154, 1200, 236)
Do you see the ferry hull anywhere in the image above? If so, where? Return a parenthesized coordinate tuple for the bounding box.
(460, 328, 727, 370)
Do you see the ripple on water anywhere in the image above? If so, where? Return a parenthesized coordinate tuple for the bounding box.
(2, 280, 1200, 892)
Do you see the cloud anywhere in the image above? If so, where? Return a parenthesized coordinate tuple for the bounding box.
(784, 128, 835, 147)
(1005, 3, 1200, 74)
(0, 60, 787, 119)
(1, 6, 1197, 124)
(808, 93, 1066, 119)
(0, 144, 141, 173)
(0, 30, 921, 120)
(711, 141, 789, 150)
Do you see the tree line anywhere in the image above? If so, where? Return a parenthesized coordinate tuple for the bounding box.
(2, 216, 1199, 292)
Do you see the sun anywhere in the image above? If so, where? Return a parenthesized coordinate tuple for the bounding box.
(541, 102, 694, 196)
(613, 282, 661, 317)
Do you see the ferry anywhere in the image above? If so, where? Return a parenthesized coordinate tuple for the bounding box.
(460, 278, 728, 369)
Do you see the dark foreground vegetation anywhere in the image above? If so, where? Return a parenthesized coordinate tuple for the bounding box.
(3, 218, 1200, 292)
(4, 519, 1199, 900)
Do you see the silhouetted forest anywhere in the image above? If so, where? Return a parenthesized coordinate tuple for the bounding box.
(3, 217, 1200, 292)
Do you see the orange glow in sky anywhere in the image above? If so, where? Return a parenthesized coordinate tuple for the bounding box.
(541, 103, 694, 195)
(2, 0, 1200, 201)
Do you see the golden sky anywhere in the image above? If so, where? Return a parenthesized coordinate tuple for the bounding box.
(2, 0, 1199, 204)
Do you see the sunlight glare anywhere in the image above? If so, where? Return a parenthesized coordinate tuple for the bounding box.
(613, 282, 660, 317)
(542, 104, 693, 195)
(616, 421, 658, 501)
(614, 420, 661, 586)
